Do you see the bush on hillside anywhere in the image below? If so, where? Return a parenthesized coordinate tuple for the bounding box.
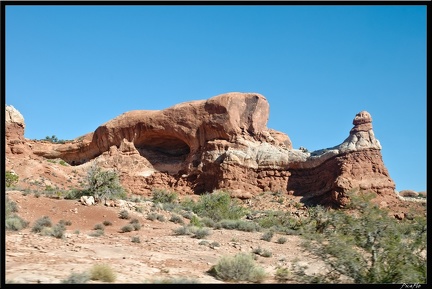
(300, 191, 427, 284)
(5, 171, 19, 188)
(207, 253, 267, 283)
(191, 190, 248, 222)
(85, 163, 126, 201)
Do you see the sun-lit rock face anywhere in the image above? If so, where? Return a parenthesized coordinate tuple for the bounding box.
(287, 110, 395, 207)
(5, 94, 396, 207)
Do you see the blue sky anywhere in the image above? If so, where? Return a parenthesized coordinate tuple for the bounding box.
(5, 4, 426, 192)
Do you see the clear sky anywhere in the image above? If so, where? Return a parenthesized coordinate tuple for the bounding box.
(5, 4, 427, 192)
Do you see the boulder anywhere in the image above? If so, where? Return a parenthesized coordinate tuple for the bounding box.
(80, 196, 95, 206)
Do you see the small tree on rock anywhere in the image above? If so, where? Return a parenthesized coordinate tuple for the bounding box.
(86, 163, 126, 202)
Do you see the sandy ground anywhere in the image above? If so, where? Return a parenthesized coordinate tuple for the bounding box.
(5, 190, 329, 284)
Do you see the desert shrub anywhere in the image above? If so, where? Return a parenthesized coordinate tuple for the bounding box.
(261, 230, 274, 241)
(256, 210, 301, 232)
(210, 241, 220, 249)
(131, 236, 141, 243)
(6, 171, 19, 188)
(173, 225, 192, 236)
(252, 246, 272, 257)
(160, 202, 180, 212)
(120, 224, 134, 233)
(103, 220, 112, 226)
(191, 190, 248, 222)
(156, 214, 166, 222)
(94, 223, 104, 230)
(6, 196, 18, 216)
(63, 188, 88, 200)
(59, 219, 72, 226)
(61, 271, 90, 283)
(146, 212, 157, 221)
(300, 191, 427, 284)
(85, 163, 126, 201)
(119, 209, 130, 220)
(129, 219, 141, 231)
(129, 218, 140, 224)
(89, 229, 104, 237)
(275, 266, 291, 283)
(277, 237, 287, 244)
(169, 213, 184, 224)
(217, 219, 260, 232)
(189, 215, 203, 227)
(179, 196, 196, 211)
(6, 215, 29, 231)
(193, 227, 211, 239)
(90, 264, 116, 282)
(49, 223, 66, 238)
(200, 216, 216, 228)
(31, 216, 52, 233)
(151, 188, 178, 204)
(208, 253, 267, 283)
(217, 219, 238, 230)
(260, 249, 272, 257)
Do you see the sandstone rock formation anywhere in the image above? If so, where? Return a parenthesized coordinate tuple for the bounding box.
(5, 93, 397, 207)
(287, 111, 395, 206)
(5, 105, 27, 155)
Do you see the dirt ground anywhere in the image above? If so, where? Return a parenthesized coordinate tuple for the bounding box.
(5, 190, 333, 284)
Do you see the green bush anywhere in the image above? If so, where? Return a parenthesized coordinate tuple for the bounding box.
(85, 163, 126, 200)
(90, 264, 116, 282)
(6, 196, 18, 216)
(216, 219, 260, 232)
(192, 190, 248, 222)
(173, 225, 192, 236)
(120, 224, 134, 233)
(94, 223, 104, 230)
(6, 215, 29, 231)
(129, 219, 141, 231)
(300, 191, 427, 284)
(64, 189, 88, 200)
(103, 220, 112, 226)
(275, 266, 291, 283)
(49, 223, 66, 239)
(151, 188, 178, 204)
(31, 216, 53, 233)
(261, 230, 274, 241)
(119, 209, 130, 220)
(193, 227, 211, 239)
(5, 171, 19, 188)
(208, 253, 267, 283)
(169, 213, 184, 224)
(277, 237, 287, 244)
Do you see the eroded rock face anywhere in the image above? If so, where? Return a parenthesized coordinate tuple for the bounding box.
(5, 105, 27, 155)
(5, 93, 396, 207)
(287, 110, 395, 207)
